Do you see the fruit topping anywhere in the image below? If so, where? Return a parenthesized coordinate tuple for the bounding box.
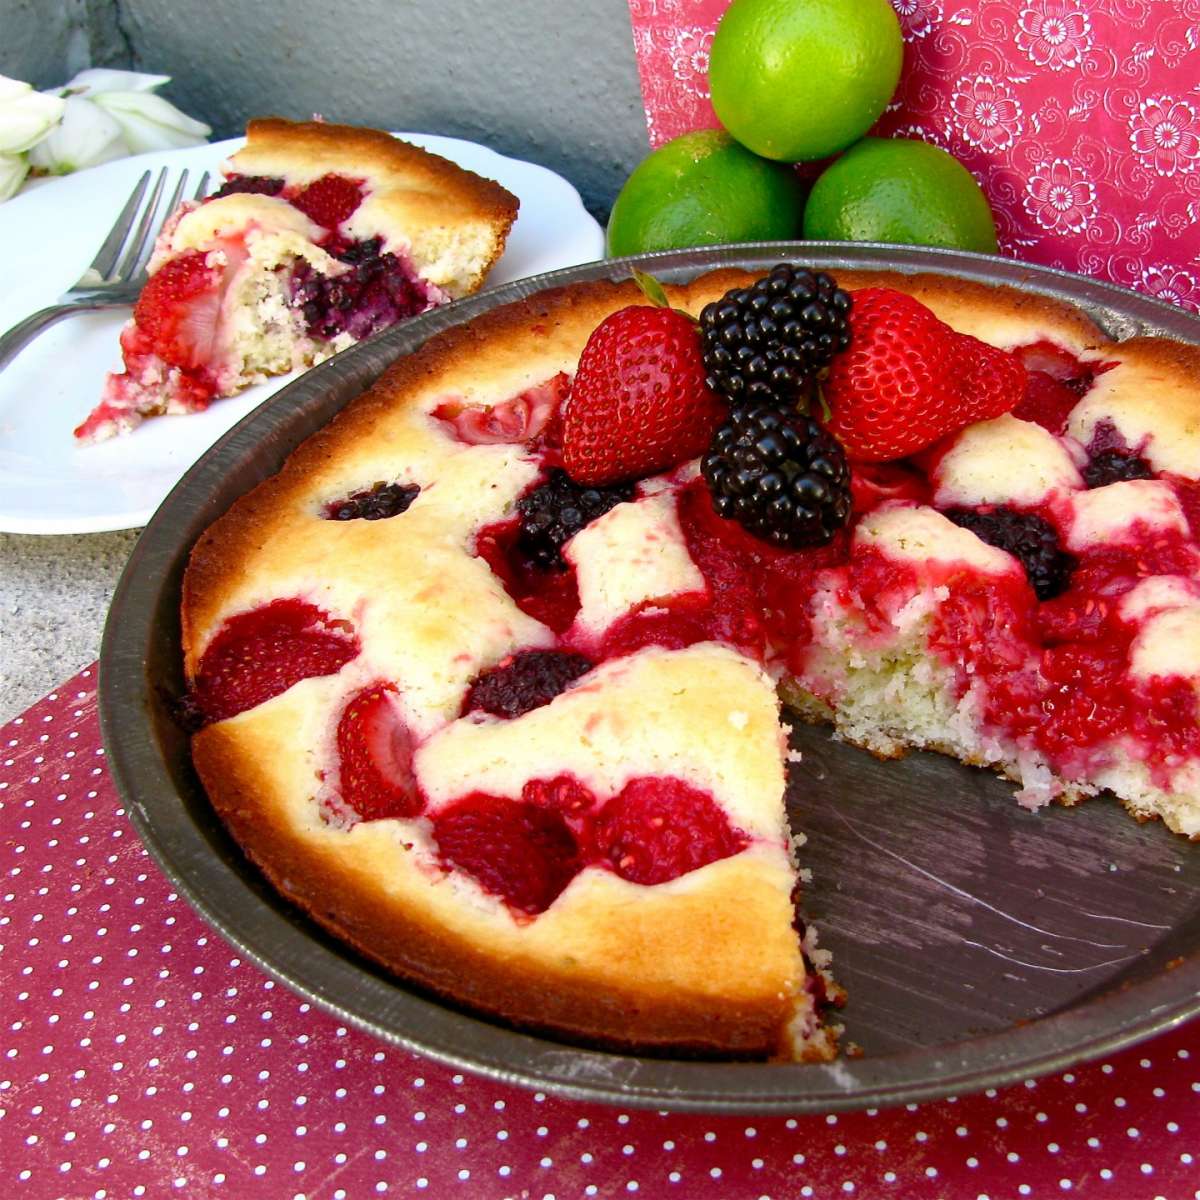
(463, 649, 594, 718)
(698, 265, 852, 408)
(562, 304, 727, 486)
(289, 173, 365, 229)
(1083, 450, 1155, 489)
(432, 374, 568, 447)
(593, 777, 748, 886)
(1013, 340, 1098, 395)
(701, 405, 852, 548)
(1012, 370, 1082, 435)
(132, 249, 223, 371)
(336, 684, 422, 820)
(516, 468, 634, 570)
(191, 599, 359, 724)
(823, 287, 1025, 462)
(210, 175, 285, 199)
(291, 237, 430, 341)
(474, 518, 583, 633)
(431, 794, 582, 915)
(944, 506, 1074, 600)
(324, 481, 420, 521)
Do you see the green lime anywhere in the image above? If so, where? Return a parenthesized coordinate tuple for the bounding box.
(606, 129, 804, 257)
(708, 0, 904, 162)
(802, 136, 999, 253)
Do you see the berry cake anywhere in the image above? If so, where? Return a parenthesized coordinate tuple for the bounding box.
(78, 118, 518, 441)
(181, 265, 1200, 1061)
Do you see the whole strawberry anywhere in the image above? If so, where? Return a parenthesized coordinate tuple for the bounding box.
(563, 304, 727, 486)
(823, 288, 1025, 462)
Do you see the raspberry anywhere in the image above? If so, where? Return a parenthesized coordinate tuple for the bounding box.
(191, 599, 359, 724)
(945, 506, 1074, 600)
(699, 265, 852, 408)
(289, 173, 365, 228)
(1012, 371, 1080, 435)
(463, 650, 593, 719)
(516, 469, 633, 569)
(1082, 450, 1155, 489)
(701, 405, 852, 548)
(336, 684, 422, 820)
(324, 481, 419, 521)
(211, 175, 285, 199)
(432, 795, 582, 915)
(593, 777, 748, 886)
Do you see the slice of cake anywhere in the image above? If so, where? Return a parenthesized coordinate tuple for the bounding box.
(78, 118, 518, 442)
(178, 264, 1200, 1061)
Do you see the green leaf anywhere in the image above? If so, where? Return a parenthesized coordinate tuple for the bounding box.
(632, 268, 671, 309)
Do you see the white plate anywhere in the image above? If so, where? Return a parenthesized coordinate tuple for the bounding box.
(0, 134, 604, 534)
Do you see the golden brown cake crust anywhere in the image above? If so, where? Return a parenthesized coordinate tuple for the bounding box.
(236, 117, 519, 230)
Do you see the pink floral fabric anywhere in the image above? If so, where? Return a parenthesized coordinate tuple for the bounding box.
(627, 0, 1200, 311)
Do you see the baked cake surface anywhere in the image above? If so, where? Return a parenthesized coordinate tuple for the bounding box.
(79, 118, 518, 442)
(181, 266, 1200, 1060)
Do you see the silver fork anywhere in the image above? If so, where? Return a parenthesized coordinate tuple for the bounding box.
(0, 166, 211, 371)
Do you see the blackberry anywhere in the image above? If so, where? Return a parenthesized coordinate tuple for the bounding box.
(516, 469, 633, 568)
(1083, 450, 1154, 489)
(464, 650, 593, 719)
(324, 481, 419, 521)
(211, 174, 285, 199)
(698, 264, 852, 409)
(701, 406, 852, 548)
(945, 506, 1074, 600)
(291, 238, 428, 340)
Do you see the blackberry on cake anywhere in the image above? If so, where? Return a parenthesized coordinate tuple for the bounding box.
(699, 265, 852, 408)
(78, 118, 518, 442)
(702, 405, 852, 547)
(516, 469, 634, 569)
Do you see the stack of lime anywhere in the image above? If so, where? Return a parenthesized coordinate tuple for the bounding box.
(607, 0, 998, 258)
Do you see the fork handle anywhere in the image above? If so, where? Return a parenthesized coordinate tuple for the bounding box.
(0, 303, 117, 371)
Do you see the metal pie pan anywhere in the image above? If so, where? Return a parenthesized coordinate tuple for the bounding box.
(101, 243, 1200, 1113)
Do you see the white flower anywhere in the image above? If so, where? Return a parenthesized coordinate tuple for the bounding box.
(0, 151, 30, 202)
(28, 95, 130, 174)
(0, 73, 66, 154)
(63, 69, 211, 155)
(89, 90, 211, 153)
(0, 69, 209, 201)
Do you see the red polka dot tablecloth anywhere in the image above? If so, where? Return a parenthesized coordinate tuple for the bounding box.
(1, 669, 1198, 1199)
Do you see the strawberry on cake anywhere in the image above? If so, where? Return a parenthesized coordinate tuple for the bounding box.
(180, 263, 1200, 1061)
(77, 118, 518, 442)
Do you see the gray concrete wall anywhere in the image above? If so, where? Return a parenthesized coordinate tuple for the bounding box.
(0, 0, 130, 87)
(0, 0, 650, 220)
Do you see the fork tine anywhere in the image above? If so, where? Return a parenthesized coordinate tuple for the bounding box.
(111, 166, 169, 283)
(193, 171, 211, 201)
(88, 170, 152, 279)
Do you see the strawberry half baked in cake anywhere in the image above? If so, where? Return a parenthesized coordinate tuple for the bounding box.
(77, 118, 518, 441)
(180, 264, 1200, 1061)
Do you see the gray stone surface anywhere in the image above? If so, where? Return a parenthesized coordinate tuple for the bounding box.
(0, 530, 139, 724)
(118, 0, 648, 219)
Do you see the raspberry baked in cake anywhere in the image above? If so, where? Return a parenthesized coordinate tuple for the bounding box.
(180, 263, 1200, 1060)
(78, 118, 518, 442)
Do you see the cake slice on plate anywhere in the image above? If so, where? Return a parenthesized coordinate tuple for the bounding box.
(77, 118, 518, 442)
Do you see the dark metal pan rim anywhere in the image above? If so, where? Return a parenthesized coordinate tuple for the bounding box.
(101, 241, 1200, 1113)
